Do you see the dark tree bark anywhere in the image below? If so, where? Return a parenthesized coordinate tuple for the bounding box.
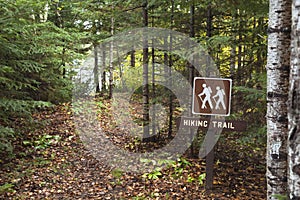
(151, 41, 156, 141)
(142, 0, 150, 141)
(108, 16, 114, 99)
(206, 2, 212, 75)
(237, 13, 243, 86)
(188, 2, 195, 157)
(167, 0, 175, 139)
(130, 49, 135, 68)
(93, 45, 100, 93)
(101, 47, 107, 94)
(205, 3, 214, 191)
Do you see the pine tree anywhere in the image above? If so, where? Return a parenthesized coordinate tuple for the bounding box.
(0, 0, 84, 156)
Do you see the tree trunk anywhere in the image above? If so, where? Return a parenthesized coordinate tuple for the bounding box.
(256, 17, 264, 74)
(230, 46, 236, 79)
(206, 2, 212, 76)
(93, 45, 100, 93)
(130, 49, 135, 68)
(189, 2, 195, 157)
(142, 0, 150, 141)
(109, 15, 114, 99)
(101, 47, 107, 94)
(266, 0, 291, 199)
(288, 1, 300, 199)
(237, 15, 243, 85)
(39, 2, 49, 22)
(167, 0, 174, 139)
(151, 42, 156, 141)
(230, 11, 238, 81)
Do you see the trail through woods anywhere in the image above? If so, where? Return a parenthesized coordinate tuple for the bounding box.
(0, 101, 266, 199)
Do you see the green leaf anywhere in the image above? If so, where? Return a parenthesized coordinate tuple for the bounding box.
(198, 173, 206, 185)
(22, 140, 31, 146)
(0, 183, 15, 194)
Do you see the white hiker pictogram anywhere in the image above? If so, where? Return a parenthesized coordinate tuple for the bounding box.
(212, 86, 226, 110)
(193, 77, 232, 116)
(198, 84, 213, 109)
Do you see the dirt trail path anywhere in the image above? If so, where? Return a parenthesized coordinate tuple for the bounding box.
(0, 104, 266, 199)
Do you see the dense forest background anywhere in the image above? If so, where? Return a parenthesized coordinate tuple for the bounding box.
(0, 0, 271, 199)
(0, 0, 268, 156)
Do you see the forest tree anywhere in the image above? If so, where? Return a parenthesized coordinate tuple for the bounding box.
(266, 0, 291, 199)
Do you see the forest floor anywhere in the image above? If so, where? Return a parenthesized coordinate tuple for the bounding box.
(0, 100, 266, 199)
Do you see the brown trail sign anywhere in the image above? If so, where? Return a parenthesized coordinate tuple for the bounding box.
(177, 117, 247, 132)
(178, 77, 247, 191)
(176, 115, 247, 192)
(193, 77, 232, 116)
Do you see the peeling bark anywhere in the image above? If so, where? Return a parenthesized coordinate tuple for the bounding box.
(266, 0, 291, 199)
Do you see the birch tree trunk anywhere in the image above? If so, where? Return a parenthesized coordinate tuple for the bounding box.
(266, 0, 291, 199)
(288, 1, 300, 199)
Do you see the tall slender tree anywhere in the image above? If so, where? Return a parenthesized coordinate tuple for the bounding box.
(188, 1, 196, 157)
(266, 0, 291, 199)
(101, 45, 107, 94)
(167, 0, 175, 139)
(93, 45, 100, 93)
(142, 0, 150, 141)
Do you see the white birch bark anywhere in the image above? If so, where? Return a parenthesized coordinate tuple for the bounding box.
(40, 2, 49, 22)
(266, 0, 291, 199)
(288, 1, 300, 199)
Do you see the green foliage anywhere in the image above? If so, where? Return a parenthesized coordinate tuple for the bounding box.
(0, 99, 51, 157)
(272, 194, 288, 200)
(233, 73, 266, 123)
(142, 168, 163, 180)
(171, 158, 192, 177)
(237, 125, 266, 147)
(111, 168, 124, 179)
(0, 0, 84, 103)
(0, 183, 15, 194)
(132, 197, 147, 200)
(187, 173, 206, 185)
(110, 168, 124, 185)
(0, 99, 51, 120)
(0, 127, 15, 158)
(23, 134, 61, 150)
(198, 173, 206, 185)
(0, 0, 85, 159)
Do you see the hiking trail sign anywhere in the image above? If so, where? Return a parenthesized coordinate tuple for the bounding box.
(178, 117, 247, 132)
(181, 77, 246, 191)
(192, 77, 232, 116)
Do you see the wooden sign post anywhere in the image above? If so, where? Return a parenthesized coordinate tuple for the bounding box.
(176, 116, 247, 191)
(177, 77, 247, 192)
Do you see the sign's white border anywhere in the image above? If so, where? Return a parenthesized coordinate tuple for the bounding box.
(192, 77, 232, 116)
